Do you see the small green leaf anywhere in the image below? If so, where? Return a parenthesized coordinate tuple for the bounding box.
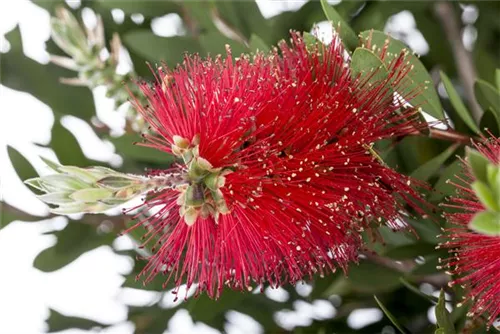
(440, 71, 480, 134)
(410, 144, 458, 182)
(435, 289, 456, 334)
(472, 181, 499, 212)
(374, 295, 408, 334)
(474, 79, 500, 114)
(467, 148, 490, 183)
(7, 146, 38, 182)
(41, 157, 62, 172)
(469, 211, 500, 236)
(249, 34, 269, 53)
(320, 0, 357, 50)
(359, 30, 443, 119)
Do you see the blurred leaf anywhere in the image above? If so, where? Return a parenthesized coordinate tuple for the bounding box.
(474, 79, 500, 116)
(249, 34, 269, 53)
(359, 30, 444, 119)
(440, 71, 480, 134)
(51, 121, 90, 167)
(399, 278, 439, 304)
(0, 202, 40, 228)
(212, 1, 270, 42)
(34, 220, 116, 272)
(94, 0, 182, 17)
(123, 31, 203, 66)
(435, 289, 456, 334)
(7, 146, 38, 182)
(496, 69, 500, 90)
(348, 261, 402, 293)
(198, 32, 248, 56)
(384, 242, 436, 260)
(479, 109, 500, 136)
(410, 144, 458, 182)
(374, 295, 408, 334)
(110, 134, 175, 165)
(411, 254, 442, 276)
(46, 309, 107, 332)
(406, 219, 441, 245)
(320, 0, 358, 50)
(1, 27, 95, 121)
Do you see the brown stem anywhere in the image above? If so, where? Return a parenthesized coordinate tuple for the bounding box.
(410, 127, 473, 144)
(434, 2, 482, 123)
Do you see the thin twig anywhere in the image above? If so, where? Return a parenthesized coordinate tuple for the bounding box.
(434, 2, 482, 123)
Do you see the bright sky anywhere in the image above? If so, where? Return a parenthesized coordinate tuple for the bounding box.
(0, 1, 445, 333)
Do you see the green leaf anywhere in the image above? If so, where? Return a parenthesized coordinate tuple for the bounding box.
(348, 261, 402, 293)
(471, 181, 499, 212)
(474, 79, 500, 114)
(430, 160, 462, 202)
(384, 243, 436, 260)
(249, 34, 270, 53)
(51, 121, 90, 167)
(7, 146, 38, 182)
(46, 309, 107, 332)
(359, 30, 444, 119)
(469, 211, 500, 236)
(320, 0, 358, 50)
(496, 69, 500, 91)
(466, 148, 490, 183)
(399, 278, 439, 304)
(440, 71, 480, 134)
(123, 31, 203, 66)
(351, 47, 389, 86)
(410, 144, 458, 182)
(109, 134, 174, 165)
(34, 220, 115, 272)
(435, 289, 456, 334)
(94, 0, 182, 17)
(374, 295, 408, 334)
(1, 202, 40, 228)
(479, 109, 500, 136)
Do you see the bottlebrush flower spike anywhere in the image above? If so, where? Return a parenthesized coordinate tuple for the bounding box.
(438, 136, 500, 327)
(127, 31, 428, 298)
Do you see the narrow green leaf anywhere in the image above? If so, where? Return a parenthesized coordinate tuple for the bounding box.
(249, 34, 269, 53)
(70, 188, 113, 203)
(7, 146, 38, 182)
(320, 0, 358, 50)
(51, 121, 89, 167)
(410, 144, 458, 182)
(399, 278, 439, 304)
(469, 211, 500, 236)
(466, 148, 490, 183)
(474, 79, 500, 114)
(359, 30, 443, 119)
(440, 71, 480, 134)
(435, 289, 456, 334)
(374, 295, 408, 334)
(430, 160, 462, 202)
(41, 157, 62, 172)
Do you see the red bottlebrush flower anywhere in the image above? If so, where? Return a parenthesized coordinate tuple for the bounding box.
(127, 32, 426, 298)
(439, 136, 500, 327)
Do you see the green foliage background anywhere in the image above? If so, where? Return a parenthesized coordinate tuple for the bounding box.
(1, 0, 500, 333)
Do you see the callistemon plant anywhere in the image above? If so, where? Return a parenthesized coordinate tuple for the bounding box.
(438, 136, 500, 327)
(29, 32, 428, 298)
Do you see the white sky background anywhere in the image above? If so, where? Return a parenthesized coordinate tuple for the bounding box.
(0, 0, 466, 333)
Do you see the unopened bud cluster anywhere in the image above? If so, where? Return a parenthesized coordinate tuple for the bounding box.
(172, 135, 231, 225)
(26, 159, 179, 214)
(50, 7, 146, 132)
